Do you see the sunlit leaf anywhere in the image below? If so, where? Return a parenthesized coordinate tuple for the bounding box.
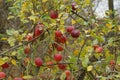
(23, 75, 33, 79)
(87, 65, 93, 71)
(73, 49, 79, 56)
(6, 29, 15, 36)
(11, 59, 17, 66)
(0, 37, 8, 41)
(82, 55, 89, 67)
(7, 15, 15, 20)
(28, 15, 38, 22)
(71, 19, 76, 24)
(0, 59, 5, 66)
(60, 72, 66, 80)
(8, 37, 16, 46)
(11, 51, 17, 56)
(117, 56, 120, 65)
(0, 57, 9, 66)
(85, 0, 90, 4)
(42, 0, 48, 3)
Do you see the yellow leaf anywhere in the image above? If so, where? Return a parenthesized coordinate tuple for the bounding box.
(59, 12, 64, 18)
(11, 59, 17, 66)
(71, 19, 76, 24)
(0, 59, 5, 66)
(62, 13, 68, 20)
(11, 51, 17, 56)
(85, 0, 90, 4)
(1, 37, 7, 40)
(0, 57, 9, 65)
(118, 25, 120, 31)
(2, 57, 9, 61)
(42, 0, 48, 3)
(87, 65, 93, 71)
(105, 23, 112, 28)
(28, 15, 38, 22)
(23, 75, 33, 79)
(73, 49, 79, 56)
(7, 16, 15, 20)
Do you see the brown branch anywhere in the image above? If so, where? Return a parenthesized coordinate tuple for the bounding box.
(0, 31, 45, 56)
(71, 10, 88, 22)
(77, 37, 87, 62)
(42, 62, 74, 67)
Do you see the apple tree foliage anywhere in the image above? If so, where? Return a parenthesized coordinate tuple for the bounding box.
(0, 0, 120, 80)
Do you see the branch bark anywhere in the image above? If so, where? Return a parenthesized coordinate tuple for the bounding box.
(108, 0, 114, 19)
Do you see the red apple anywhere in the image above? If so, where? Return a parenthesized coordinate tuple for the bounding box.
(71, 2, 76, 10)
(46, 61, 53, 68)
(24, 45, 30, 54)
(26, 33, 33, 41)
(54, 53, 62, 62)
(34, 23, 44, 37)
(71, 29, 80, 38)
(14, 78, 24, 80)
(58, 63, 66, 70)
(66, 26, 75, 33)
(55, 30, 63, 38)
(1, 63, 9, 69)
(60, 35, 67, 44)
(0, 72, 5, 79)
(50, 10, 58, 19)
(95, 46, 103, 53)
(56, 45, 64, 51)
(65, 70, 71, 77)
(93, 45, 99, 50)
(35, 57, 43, 67)
(110, 60, 115, 65)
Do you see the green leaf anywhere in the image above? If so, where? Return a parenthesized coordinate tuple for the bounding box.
(28, 15, 38, 22)
(8, 37, 16, 46)
(82, 55, 89, 67)
(60, 72, 66, 80)
(6, 29, 15, 35)
(0, 57, 9, 65)
(23, 75, 33, 79)
(117, 56, 120, 64)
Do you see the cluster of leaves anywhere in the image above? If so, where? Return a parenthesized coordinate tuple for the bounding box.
(0, 0, 120, 80)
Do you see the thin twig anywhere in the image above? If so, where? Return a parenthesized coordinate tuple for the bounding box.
(42, 62, 75, 67)
(71, 10, 88, 22)
(0, 31, 45, 55)
(77, 37, 87, 62)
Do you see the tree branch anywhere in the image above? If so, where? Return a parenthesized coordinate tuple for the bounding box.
(0, 31, 45, 56)
(71, 10, 88, 22)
